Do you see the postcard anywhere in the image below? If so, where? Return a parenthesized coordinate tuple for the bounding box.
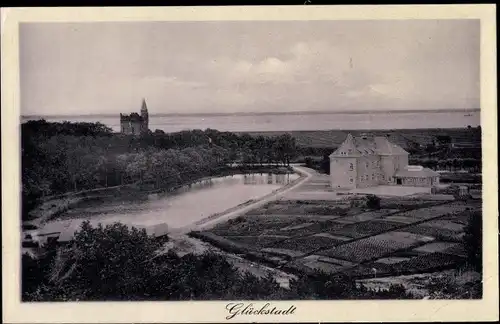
(1, 5, 498, 323)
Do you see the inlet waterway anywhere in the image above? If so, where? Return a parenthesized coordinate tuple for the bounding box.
(39, 173, 299, 238)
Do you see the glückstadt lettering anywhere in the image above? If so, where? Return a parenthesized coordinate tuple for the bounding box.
(225, 303, 296, 320)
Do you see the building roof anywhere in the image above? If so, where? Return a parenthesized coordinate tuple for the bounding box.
(394, 166, 440, 178)
(120, 112, 144, 122)
(330, 133, 408, 158)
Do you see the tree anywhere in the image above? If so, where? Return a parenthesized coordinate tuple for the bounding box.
(40, 221, 163, 301)
(463, 211, 482, 272)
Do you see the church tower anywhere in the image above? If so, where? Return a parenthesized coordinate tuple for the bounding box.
(140, 98, 149, 133)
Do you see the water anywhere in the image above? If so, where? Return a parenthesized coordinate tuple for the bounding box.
(22, 110, 480, 133)
(40, 173, 299, 237)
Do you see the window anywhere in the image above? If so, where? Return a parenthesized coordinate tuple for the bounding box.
(349, 178, 353, 183)
(348, 149, 352, 154)
(382, 175, 385, 180)
(349, 163, 354, 170)
(371, 174, 375, 180)
(365, 162, 369, 168)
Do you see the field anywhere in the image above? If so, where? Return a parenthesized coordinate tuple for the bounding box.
(246, 128, 481, 149)
(191, 196, 480, 279)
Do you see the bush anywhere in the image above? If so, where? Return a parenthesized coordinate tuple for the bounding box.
(365, 195, 381, 210)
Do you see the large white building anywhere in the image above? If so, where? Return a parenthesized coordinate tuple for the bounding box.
(329, 134, 440, 189)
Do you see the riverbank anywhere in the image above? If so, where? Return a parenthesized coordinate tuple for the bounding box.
(180, 165, 313, 233)
(25, 165, 297, 228)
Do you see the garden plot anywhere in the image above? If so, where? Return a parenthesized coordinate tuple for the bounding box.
(319, 231, 434, 263)
(344, 262, 394, 278)
(211, 215, 303, 236)
(412, 242, 461, 254)
(268, 234, 343, 254)
(329, 220, 403, 239)
(423, 220, 465, 232)
(268, 220, 340, 237)
(314, 232, 353, 242)
(333, 209, 394, 224)
(280, 223, 314, 231)
(384, 215, 419, 224)
(391, 252, 464, 274)
(247, 200, 352, 217)
(225, 235, 289, 248)
(404, 224, 463, 242)
(261, 248, 306, 258)
(292, 255, 356, 274)
(391, 203, 469, 222)
(348, 252, 464, 278)
(441, 243, 467, 257)
(376, 257, 413, 265)
(302, 261, 345, 274)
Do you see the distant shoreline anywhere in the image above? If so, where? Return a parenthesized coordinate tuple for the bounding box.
(21, 108, 480, 119)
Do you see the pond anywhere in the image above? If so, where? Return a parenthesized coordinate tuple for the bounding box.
(38, 173, 300, 239)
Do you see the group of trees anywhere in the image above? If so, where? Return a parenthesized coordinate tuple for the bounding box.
(409, 158, 481, 173)
(22, 120, 298, 216)
(23, 221, 413, 301)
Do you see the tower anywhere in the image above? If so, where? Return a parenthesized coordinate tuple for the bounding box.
(140, 98, 149, 133)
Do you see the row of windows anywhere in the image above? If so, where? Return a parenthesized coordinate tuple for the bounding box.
(349, 174, 385, 182)
(348, 161, 380, 170)
(405, 177, 427, 183)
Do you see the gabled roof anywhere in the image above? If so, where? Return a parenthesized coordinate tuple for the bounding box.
(330, 133, 408, 158)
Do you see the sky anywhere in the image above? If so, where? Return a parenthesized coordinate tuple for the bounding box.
(20, 20, 480, 116)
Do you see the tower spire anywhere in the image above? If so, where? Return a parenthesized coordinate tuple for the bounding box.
(140, 98, 149, 134)
(141, 98, 148, 112)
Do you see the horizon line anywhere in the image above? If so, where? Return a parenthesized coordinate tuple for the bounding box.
(22, 108, 480, 119)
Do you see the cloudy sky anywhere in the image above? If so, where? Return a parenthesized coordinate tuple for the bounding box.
(20, 20, 479, 116)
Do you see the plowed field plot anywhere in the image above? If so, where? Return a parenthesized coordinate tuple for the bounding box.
(412, 242, 461, 254)
(280, 223, 314, 231)
(345, 262, 395, 277)
(224, 235, 289, 248)
(376, 257, 413, 265)
(265, 220, 340, 237)
(261, 248, 305, 258)
(211, 215, 303, 236)
(384, 215, 419, 224)
(318, 231, 433, 263)
(404, 225, 462, 242)
(391, 203, 468, 222)
(380, 200, 442, 209)
(391, 252, 464, 274)
(423, 220, 465, 231)
(268, 234, 343, 253)
(333, 210, 394, 224)
(292, 255, 356, 274)
(328, 220, 403, 239)
(440, 210, 480, 225)
(441, 243, 467, 257)
(302, 261, 345, 274)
